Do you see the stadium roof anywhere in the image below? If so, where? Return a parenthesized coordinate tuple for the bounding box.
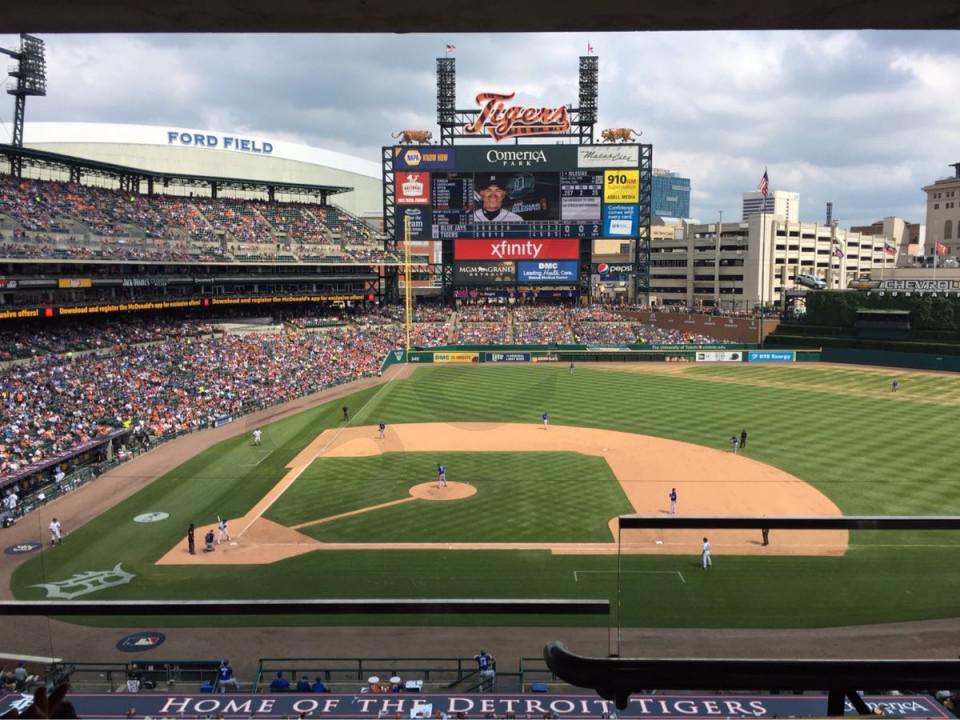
(0, 144, 354, 200)
(0, 0, 955, 33)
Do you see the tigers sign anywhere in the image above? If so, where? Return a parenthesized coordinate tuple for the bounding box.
(465, 92, 571, 142)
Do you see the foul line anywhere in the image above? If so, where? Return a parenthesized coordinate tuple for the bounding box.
(237, 369, 404, 539)
(574, 570, 686, 584)
(239, 446, 278, 467)
(290, 496, 416, 530)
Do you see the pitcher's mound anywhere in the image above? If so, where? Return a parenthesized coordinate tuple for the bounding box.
(409, 481, 476, 501)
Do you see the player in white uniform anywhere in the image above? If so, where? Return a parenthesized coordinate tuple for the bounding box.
(702, 537, 712, 569)
(217, 517, 231, 544)
(473, 175, 523, 222)
(49, 517, 62, 545)
(253, 429, 262, 446)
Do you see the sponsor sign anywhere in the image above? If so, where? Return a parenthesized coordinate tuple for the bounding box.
(213, 414, 234, 427)
(395, 172, 431, 205)
(455, 238, 579, 261)
(4, 542, 42, 556)
(133, 512, 169, 523)
(464, 91, 571, 142)
(0, 693, 943, 719)
(0, 278, 18, 289)
(593, 262, 634, 281)
(696, 351, 743, 363)
(747, 350, 796, 362)
(116, 631, 166, 652)
(454, 261, 516, 285)
(455, 144, 577, 171)
(122, 277, 169, 288)
(58, 278, 92, 289)
(603, 169, 640, 203)
(393, 146, 456, 170)
(517, 261, 579, 283)
(603, 204, 639, 237)
(397, 205, 432, 242)
(578, 145, 640, 168)
(433, 352, 479, 364)
(874, 279, 960, 293)
(486, 352, 531, 363)
(167, 130, 272, 154)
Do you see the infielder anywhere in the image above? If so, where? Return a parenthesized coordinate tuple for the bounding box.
(702, 537, 712, 569)
(378, 422, 386, 439)
(669, 488, 677, 514)
(437, 463, 447, 488)
(217, 517, 231, 544)
(252, 428, 262, 446)
(542, 411, 549, 430)
(49, 517, 62, 545)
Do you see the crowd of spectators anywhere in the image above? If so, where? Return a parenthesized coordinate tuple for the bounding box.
(0, 176, 390, 264)
(453, 322, 511, 344)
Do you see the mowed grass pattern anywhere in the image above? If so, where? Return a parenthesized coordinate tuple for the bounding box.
(266, 452, 631, 543)
(11, 363, 960, 628)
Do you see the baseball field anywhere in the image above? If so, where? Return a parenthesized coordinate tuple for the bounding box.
(9, 362, 960, 629)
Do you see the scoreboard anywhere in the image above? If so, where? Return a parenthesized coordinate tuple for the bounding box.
(390, 144, 643, 285)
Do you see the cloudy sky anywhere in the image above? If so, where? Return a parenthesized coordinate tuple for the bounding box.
(0, 31, 958, 226)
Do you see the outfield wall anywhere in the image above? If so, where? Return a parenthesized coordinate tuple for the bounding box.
(393, 347, 821, 364)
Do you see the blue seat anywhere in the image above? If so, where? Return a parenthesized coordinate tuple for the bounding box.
(531, 682, 548, 693)
(199, 680, 215, 693)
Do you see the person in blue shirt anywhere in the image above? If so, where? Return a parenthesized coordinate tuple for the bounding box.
(437, 463, 447, 488)
(217, 660, 240, 693)
(311, 677, 329, 693)
(270, 671, 290, 692)
(474, 649, 496, 692)
(378, 422, 386, 439)
(295, 675, 311, 692)
(542, 412, 549, 430)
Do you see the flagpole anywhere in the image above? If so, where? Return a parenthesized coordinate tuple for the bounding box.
(758, 209, 765, 347)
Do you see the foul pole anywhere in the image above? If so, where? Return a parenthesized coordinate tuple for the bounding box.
(404, 215, 412, 352)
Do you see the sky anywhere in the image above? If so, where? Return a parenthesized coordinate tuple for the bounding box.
(0, 31, 958, 227)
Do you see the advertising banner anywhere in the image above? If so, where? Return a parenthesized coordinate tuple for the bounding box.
(747, 350, 796, 362)
(593, 262, 634, 281)
(603, 204, 639, 237)
(58, 278, 92, 289)
(486, 352, 531, 363)
(406, 352, 433, 363)
(456, 144, 578, 171)
(396, 206, 432, 242)
(603, 169, 640, 203)
(696, 351, 744, 363)
(578, 145, 639, 168)
(454, 261, 516, 285)
(433, 352, 479, 364)
(0, 693, 943, 719)
(517, 261, 579, 283)
(455, 238, 579, 261)
(395, 171, 431, 205)
(393, 146, 456, 171)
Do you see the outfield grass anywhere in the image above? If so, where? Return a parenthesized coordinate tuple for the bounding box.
(11, 364, 960, 628)
(266, 452, 631, 543)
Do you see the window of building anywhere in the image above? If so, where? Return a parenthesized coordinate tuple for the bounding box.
(946, 220, 954, 240)
(934, 203, 940, 210)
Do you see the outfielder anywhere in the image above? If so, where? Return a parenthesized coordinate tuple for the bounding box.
(252, 428, 262, 446)
(217, 517, 231, 545)
(49, 517, 62, 545)
(702, 537, 712, 569)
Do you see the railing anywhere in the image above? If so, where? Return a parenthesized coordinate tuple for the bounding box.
(54, 660, 222, 693)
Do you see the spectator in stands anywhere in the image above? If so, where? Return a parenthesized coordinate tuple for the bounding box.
(1, 670, 17, 693)
(295, 675, 311, 692)
(269, 671, 290, 692)
(13, 661, 28, 690)
(310, 677, 329, 693)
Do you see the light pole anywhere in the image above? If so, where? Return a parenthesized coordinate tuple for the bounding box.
(715, 210, 723, 311)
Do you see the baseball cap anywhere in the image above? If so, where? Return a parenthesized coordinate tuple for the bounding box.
(476, 174, 507, 191)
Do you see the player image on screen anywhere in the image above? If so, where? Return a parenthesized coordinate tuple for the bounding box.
(473, 174, 524, 222)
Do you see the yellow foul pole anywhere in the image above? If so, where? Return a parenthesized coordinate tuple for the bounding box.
(404, 215, 412, 352)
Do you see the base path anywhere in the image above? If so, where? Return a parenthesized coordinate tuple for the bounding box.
(157, 423, 846, 565)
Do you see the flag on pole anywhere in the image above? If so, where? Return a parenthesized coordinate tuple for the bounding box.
(445, 44, 456, 53)
(757, 169, 769, 197)
(883, 242, 897, 256)
(936, 239, 948, 256)
(832, 245, 844, 258)
(587, 43, 594, 55)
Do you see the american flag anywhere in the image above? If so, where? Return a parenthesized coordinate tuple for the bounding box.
(936, 239, 949, 255)
(757, 169, 769, 197)
(445, 44, 456, 53)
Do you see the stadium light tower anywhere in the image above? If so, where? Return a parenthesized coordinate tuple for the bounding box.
(1, 33, 47, 177)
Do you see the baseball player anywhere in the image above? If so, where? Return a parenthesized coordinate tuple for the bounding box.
(378, 422, 386, 439)
(437, 463, 447, 488)
(702, 537, 712, 569)
(669, 488, 677, 514)
(569, 361, 575, 374)
(730, 435, 739, 454)
(542, 411, 549, 430)
(473, 175, 523, 222)
(252, 428, 262, 446)
(217, 517, 231, 545)
(49, 517, 62, 545)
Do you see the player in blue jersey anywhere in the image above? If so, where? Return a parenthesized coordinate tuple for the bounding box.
(542, 411, 549, 430)
(437, 463, 447, 488)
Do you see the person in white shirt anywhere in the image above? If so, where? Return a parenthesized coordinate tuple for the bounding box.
(49, 518, 62, 545)
(473, 175, 523, 223)
(252, 429, 262, 446)
(701, 537, 712, 569)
